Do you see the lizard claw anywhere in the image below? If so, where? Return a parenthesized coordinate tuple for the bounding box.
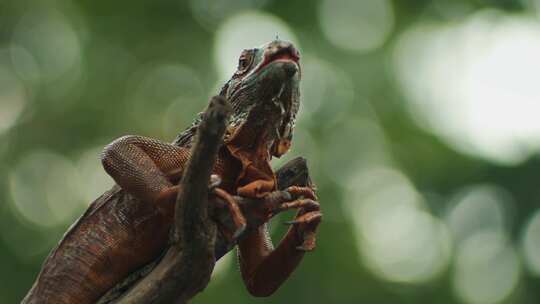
(261, 186, 318, 216)
(283, 211, 322, 226)
(273, 198, 320, 214)
(285, 186, 318, 201)
(283, 210, 322, 252)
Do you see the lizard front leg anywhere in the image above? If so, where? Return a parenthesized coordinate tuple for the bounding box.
(101, 133, 248, 235)
(100, 135, 191, 206)
(238, 186, 322, 297)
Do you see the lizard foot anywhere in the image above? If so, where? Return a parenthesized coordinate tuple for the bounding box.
(259, 186, 318, 217)
(273, 198, 320, 214)
(284, 185, 318, 201)
(284, 211, 322, 251)
(279, 185, 322, 251)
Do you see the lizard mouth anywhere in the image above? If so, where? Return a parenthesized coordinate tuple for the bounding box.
(255, 46, 300, 73)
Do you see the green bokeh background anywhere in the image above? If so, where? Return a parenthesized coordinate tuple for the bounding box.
(1, 0, 540, 303)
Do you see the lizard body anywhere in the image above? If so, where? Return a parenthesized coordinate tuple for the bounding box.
(23, 40, 321, 304)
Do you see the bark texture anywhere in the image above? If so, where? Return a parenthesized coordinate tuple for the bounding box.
(112, 96, 229, 304)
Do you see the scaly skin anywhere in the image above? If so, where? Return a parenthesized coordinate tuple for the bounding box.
(22, 40, 321, 303)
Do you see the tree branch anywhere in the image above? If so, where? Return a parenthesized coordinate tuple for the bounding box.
(113, 96, 230, 304)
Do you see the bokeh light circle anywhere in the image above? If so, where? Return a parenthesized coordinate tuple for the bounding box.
(445, 185, 510, 244)
(322, 118, 389, 185)
(9, 151, 85, 227)
(394, 11, 540, 165)
(9, 44, 41, 84)
(346, 167, 452, 284)
(299, 56, 355, 126)
(318, 0, 394, 52)
(0, 66, 27, 135)
(189, 0, 269, 29)
(453, 231, 521, 304)
(214, 11, 298, 80)
(126, 63, 204, 136)
(522, 209, 540, 276)
(77, 147, 114, 204)
(12, 8, 82, 83)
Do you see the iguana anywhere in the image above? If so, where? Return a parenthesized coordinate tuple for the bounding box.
(22, 40, 321, 303)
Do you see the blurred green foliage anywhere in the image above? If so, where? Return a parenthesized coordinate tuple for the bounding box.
(1, 0, 540, 303)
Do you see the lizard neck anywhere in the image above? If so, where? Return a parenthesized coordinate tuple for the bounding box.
(213, 139, 276, 198)
(173, 107, 279, 198)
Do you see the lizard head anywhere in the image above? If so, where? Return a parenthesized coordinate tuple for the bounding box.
(220, 40, 301, 158)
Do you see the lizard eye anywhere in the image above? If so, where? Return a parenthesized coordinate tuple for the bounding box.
(236, 50, 253, 75)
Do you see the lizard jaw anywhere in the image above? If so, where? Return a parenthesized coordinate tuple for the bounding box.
(255, 47, 300, 74)
(243, 41, 301, 80)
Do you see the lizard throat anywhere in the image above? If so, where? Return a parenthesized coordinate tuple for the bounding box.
(224, 123, 277, 198)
